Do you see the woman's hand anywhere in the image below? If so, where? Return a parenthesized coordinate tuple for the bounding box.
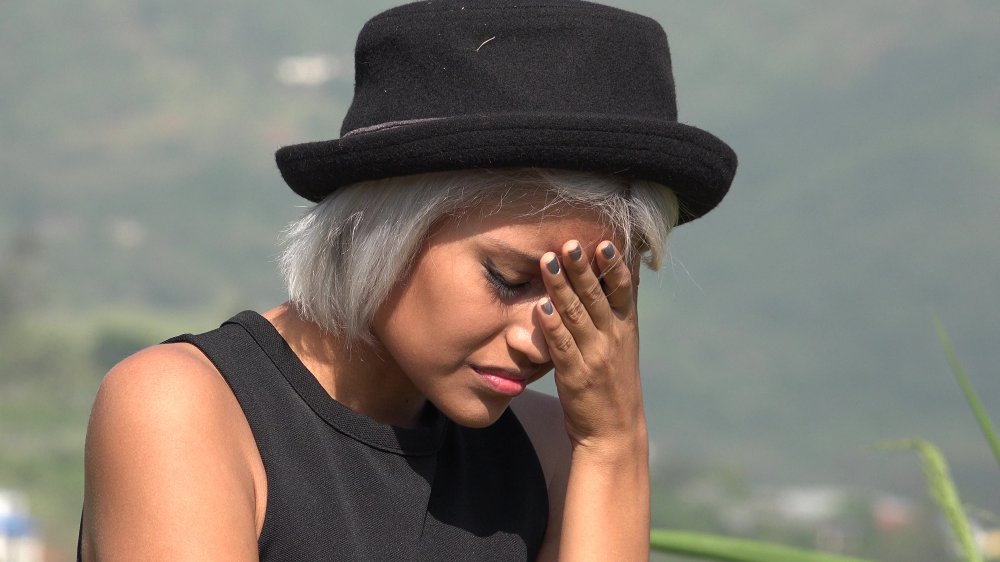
(534, 239, 650, 561)
(536, 239, 646, 454)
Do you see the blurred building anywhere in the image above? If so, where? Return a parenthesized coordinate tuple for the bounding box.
(0, 490, 42, 562)
(981, 528, 1000, 560)
(275, 54, 353, 86)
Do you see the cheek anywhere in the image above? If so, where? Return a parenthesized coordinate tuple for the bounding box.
(401, 260, 475, 335)
(376, 252, 500, 368)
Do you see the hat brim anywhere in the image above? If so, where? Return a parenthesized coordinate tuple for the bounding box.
(275, 113, 737, 224)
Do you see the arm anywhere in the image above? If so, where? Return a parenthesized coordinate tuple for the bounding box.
(79, 344, 264, 562)
(533, 239, 651, 561)
(559, 424, 649, 561)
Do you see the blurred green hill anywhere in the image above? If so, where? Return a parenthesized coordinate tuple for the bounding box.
(1, 1, 999, 559)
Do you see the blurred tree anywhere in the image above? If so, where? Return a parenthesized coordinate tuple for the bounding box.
(91, 325, 157, 371)
(0, 225, 43, 330)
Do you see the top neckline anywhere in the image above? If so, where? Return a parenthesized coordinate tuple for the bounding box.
(225, 310, 449, 456)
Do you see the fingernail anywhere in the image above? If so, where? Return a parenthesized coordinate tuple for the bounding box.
(541, 298, 554, 315)
(568, 244, 582, 262)
(546, 256, 560, 275)
(601, 243, 616, 260)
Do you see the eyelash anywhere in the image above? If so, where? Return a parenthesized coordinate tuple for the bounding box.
(484, 263, 531, 300)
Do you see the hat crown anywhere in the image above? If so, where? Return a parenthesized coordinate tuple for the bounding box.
(341, 0, 677, 136)
(277, 0, 737, 224)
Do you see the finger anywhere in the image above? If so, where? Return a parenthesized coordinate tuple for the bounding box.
(540, 251, 598, 348)
(561, 239, 612, 330)
(535, 296, 585, 374)
(596, 241, 634, 313)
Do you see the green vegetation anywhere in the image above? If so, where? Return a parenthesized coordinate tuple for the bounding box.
(880, 440, 981, 562)
(648, 325, 1000, 561)
(936, 318, 1000, 472)
(650, 530, 876, 562)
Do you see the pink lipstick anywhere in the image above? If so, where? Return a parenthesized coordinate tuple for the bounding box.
(472, 366, 530, 397)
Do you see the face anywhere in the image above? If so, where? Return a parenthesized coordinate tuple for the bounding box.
(372, 196, 630, 428)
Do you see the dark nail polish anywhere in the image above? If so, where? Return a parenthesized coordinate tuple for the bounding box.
(601, 243, 616, 259)
(541, 299, 554, 315)
(568, 244, 583, 262)
(546, 257, 560, 275)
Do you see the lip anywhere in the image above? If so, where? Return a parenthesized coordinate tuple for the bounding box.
(471, 365, 532, 397)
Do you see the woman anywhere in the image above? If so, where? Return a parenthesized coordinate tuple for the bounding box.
(79, 1, 736, 560)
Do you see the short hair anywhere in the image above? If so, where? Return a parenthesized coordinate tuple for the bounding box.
(279, 168, 679, 346)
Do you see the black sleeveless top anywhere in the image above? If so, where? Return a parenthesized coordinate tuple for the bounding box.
(162, 311, 548, 561)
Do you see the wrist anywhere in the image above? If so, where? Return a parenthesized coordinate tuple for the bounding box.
(570, 423, 649, 467)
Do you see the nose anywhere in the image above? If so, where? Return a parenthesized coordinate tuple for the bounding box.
(504, 302, 551, 366)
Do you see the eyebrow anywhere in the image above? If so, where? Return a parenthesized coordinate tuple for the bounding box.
(479, 236, 544, 265)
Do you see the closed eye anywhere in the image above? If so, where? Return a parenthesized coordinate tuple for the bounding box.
(483, 261, 532, 301)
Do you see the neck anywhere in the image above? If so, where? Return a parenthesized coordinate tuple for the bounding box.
(262, 303, 428, 428)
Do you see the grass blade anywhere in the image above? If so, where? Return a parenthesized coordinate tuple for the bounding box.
(649, 530, 878, 562)
(879, 439, 983, 562)
(934, 316, 1000, 472)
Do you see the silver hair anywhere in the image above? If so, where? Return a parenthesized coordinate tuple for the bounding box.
(279, 168, 679, 345)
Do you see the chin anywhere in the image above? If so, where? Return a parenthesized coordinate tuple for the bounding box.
(437, 396, 512, 429)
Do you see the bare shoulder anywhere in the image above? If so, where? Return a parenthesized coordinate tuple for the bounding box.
(93, 343, 230, 415)
(87, 343, 251, 467)
(81, 343, 263, 561)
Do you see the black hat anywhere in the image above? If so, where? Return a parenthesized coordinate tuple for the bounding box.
(275, 0, 737, 224)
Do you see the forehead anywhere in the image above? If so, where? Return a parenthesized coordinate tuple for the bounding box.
(428, 195, 619, 256)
